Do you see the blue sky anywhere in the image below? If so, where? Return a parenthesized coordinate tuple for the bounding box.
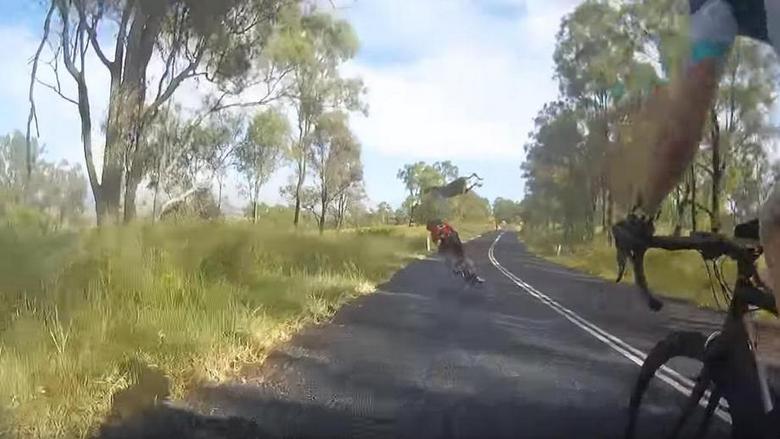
(0, 0, 579, 212)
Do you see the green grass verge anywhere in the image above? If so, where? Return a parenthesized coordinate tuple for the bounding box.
(455, 222, 495, 241)
(0, 221, 433, 438)
(521, 230, 740, 309)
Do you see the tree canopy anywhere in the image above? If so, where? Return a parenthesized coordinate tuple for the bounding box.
(24, 1, 373, 229)
(0, 131, 87, 229)
(521, 0, 780, 243)
(235, 108, 289, 223)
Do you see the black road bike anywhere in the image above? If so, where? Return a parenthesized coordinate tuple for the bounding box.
(438, 232, 484, 286)
(613, 215, 779, 438)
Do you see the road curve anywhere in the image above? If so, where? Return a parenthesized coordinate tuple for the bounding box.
(101, 231, 755, 438)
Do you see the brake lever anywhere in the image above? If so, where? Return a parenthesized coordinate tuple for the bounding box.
(613, 216, 664, 312)
(631, 247, 663, 311)
(615, 246, 628, 283)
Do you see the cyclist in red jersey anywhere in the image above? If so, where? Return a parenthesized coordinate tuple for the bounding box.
(426, 219, 483, 284)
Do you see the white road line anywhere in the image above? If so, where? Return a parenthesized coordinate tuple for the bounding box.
(464, 234, 483, 243)
(488, 232, 732, 424)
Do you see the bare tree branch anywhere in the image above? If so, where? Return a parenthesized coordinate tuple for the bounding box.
(48, 46, 67, 91)
(155, 50, 178, 104)
(36, 79, 79, 105)
(144, 43, 207, 123)
(154, 7, 189, 103)
(210, 95, 279, 112)
(79, 22, 88, 73)
(58, 1, 81, 79)
(72, 5, 87, 66)
(54, 0, 99, 199)
(113, 5, 131, 71)
(26, 0, 56, 179)
(73, 0, 113, 68)
(209, 66, 292, 112)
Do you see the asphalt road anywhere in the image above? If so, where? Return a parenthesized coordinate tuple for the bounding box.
(100, 231, 772, 439)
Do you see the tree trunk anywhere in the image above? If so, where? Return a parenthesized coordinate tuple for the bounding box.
(335, 194, 343, 230)
(54, 3, 104, 225)
(318, 196, 326, 234)
(122, 178, 139, 223)
(337, 192, 349, 230)
(293, 103, 313, 227)
(690, 164, 697, 231)
(294, 195, 302, 226)
(102, 84, 141, 224)
(671, 187, 681, 236)
(601, 184, 607, 230)
(107, 3, 167, 224)
(606, 189, 614, 245)
(74, 74, 104, 225)
(217, 177, 223, 211)
(710, 110, 722, 233)
(103, 84, 139, 225)
(252, 179, 260, 224)
(293, 158, 306, 227)
(673, 179, 691, 237)
(52, 0, 170, 226)
(122, 155, 145, 223)
(152, 182, 160, 223)
(151, 130, 168, 223)
(601, 113, 610, 240)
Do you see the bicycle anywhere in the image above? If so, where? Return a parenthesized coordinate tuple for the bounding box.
(431, 225, 484, 287)
(613, 215, 779, 438)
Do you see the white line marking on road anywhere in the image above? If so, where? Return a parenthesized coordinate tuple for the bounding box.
(488, 232, 732, 425)
(464, 234, 483, 243)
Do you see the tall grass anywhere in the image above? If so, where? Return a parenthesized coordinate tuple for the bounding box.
(0, 221, 429, 438)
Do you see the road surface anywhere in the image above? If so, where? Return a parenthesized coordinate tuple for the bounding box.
(101, 231, 777, 438)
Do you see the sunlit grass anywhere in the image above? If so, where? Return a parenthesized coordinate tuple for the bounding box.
(0, 221, 437, 438)
(455, 222, 495, 241)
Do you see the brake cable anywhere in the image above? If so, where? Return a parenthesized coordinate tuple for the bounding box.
(713, 257, 733, 304)
(702, 256, 722, 309)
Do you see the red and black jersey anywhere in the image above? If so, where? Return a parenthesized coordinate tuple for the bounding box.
(427, 221, 456, 244)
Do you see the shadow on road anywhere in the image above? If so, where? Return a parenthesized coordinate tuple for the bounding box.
(96, 234, 731, 438)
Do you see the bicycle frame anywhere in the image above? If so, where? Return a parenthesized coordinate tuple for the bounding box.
(614, 216, 779, 437)
(710, 280, 774, 436)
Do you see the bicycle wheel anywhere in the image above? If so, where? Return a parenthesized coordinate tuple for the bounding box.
(625, 331, 710, 439)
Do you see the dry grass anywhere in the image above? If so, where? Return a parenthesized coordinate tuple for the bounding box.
(0, 221, 430, 438)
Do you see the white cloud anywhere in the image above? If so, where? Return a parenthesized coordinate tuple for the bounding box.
(338, 0, 578, 161)
(344, 48, 548, 159)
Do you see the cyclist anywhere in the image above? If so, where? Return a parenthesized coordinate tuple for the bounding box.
(631, 0, 780, 306)
(426, 219, 483, 284)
